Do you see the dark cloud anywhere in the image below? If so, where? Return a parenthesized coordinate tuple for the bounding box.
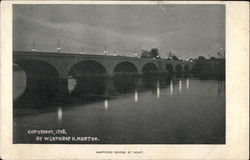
(13, 4, 225, 58)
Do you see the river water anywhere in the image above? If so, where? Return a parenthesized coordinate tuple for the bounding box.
(13, 69, 225, 144)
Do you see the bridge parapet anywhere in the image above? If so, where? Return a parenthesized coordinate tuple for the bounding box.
(13, 51, 195, 78)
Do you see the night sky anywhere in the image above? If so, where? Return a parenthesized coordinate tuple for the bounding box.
(13, 4, 225, 59)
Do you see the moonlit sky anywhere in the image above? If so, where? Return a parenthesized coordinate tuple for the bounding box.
(13, 5, 225, 59)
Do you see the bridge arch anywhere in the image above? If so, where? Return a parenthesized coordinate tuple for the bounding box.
(68, 60, 108, 96)
(142, 63, 158, 74)
(141, 63, 158, 89)
(184, 65, 189, 72)
(166, 64, 174, 74)
(175, 64, 183, 73)
(68, 60, 107, 77)
(112, 61, 138, 93)
(113, 61, 138, 74)
(13, 63, 26, 100)
(13, 59, 60, 107)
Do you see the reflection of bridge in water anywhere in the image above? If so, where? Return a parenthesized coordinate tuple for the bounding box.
(13, 51, 195, 107)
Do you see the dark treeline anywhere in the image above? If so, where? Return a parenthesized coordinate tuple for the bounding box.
(191, 56, 225, 80)
(140, 48, 160, 59)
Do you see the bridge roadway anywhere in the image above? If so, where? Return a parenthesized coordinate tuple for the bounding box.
(13, 51, 194, 77)
(13, 51, 195, 105)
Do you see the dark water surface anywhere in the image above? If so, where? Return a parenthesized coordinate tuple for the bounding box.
(13, 69, 225, 144)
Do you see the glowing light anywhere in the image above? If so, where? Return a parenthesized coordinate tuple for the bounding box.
(68, 77, 77, 93)
(170, 80, 173, 96)
(179, 80, 182, 93)
(134, 89, 138, 102)
(157, 81, 160, 99)
(186, 78, 189, 90)
(104, 99, 109, 110)
(57, 106, 63, 128)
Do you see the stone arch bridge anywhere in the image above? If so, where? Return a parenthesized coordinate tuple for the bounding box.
(13, 51, 195, 106)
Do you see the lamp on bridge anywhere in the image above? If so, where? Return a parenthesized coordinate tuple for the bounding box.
(31, 40, 36, 52)
(104, 46, 108, 55)
(57, 47, 61, 53)
(57, 39, 61, 53)
(134, 48, 139, 57)
(81, 47, 85, 54)
(113, 50, 117, 56)
(31, 48, 36, 52)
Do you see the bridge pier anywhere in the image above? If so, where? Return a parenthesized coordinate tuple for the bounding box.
(55, 78, 69, 104)
(135, 76, 143, 90)
(104, 76, 115, 96)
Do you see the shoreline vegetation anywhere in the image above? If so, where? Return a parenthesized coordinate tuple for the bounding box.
(191, 56, 225, 80)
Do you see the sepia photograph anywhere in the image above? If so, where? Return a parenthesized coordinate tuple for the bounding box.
(12, 4, 226, 144)
(12, 4, 227, 144)
(0, 1, 249, 159)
